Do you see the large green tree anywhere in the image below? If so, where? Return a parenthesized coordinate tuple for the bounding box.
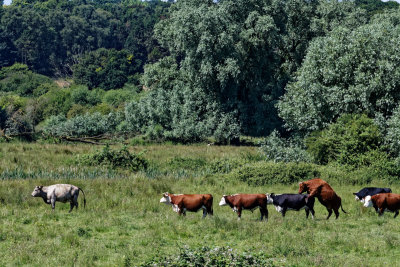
(278, 11, 400, 132)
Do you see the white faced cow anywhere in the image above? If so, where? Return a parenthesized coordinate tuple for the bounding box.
(219, 194, 268, 221)
(160, 192, 213, 218)
(31, 184, 86, 212)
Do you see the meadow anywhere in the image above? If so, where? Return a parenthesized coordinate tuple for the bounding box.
(0, 142, 400, 266)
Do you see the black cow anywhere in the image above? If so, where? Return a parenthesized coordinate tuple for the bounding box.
(266, 193, 315, 218)
(353, 187, 392, 202)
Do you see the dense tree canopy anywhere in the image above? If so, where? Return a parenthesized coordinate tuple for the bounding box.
(278, 11, 400, 132)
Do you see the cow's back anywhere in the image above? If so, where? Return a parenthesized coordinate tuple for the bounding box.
(177, 194, 212, 211)
(50, 184, 78, 202)
(234, 194, 267, 209)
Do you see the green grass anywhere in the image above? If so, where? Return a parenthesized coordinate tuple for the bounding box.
(1, 143, 400, 266)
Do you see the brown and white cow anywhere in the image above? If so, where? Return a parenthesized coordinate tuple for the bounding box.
(363, 193, 400, 218)
(298, 178, 346, 219)
(160, 192, 213, 218)
(219, 194, 268, 221)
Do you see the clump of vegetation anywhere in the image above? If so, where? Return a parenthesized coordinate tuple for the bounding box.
(260, 130, 311, 163)
(231, 161, 319, 186)
(79, 145, 148, 172)
(305, 114, 383, 166)
(141, 246, 272, 266)
(42, 112, 122, 138)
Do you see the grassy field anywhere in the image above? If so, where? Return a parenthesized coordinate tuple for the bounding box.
(1, 142, 400, 266)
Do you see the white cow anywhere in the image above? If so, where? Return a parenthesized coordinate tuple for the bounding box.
(31, 184, 86, 212)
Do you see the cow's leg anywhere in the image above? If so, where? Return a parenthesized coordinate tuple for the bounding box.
(69, 202, 74, 213)
(334, 208, 339, 219)
(260, 207, 268, 221)
(237, 208, 242, 220)
(74, 195, 79, 210)
(202, 208, 207, 219)
(310, 208, 315, 219)
(305, 207, 310, 218)
(379, 208, 384, 216)
(281, 207, 287, 217)
(326, 209, 332, 220)
(50, 197, 56, 211)
(394, 211, 399, 218)
(263, 207, 268, 221)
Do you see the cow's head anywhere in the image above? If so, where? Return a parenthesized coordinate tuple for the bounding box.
(298, 182, 307, 194)
(353, 192, 361, 201)
(31, 186, 43, 197)
(219, 195, 228, 206)
(160, 192, 172, 205)
(363, 195, 373, 208)
(266, 193, 274, 204)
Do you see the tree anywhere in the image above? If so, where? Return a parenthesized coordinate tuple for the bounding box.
(278, 11, 400, 132)
(73, 48, 140, 90)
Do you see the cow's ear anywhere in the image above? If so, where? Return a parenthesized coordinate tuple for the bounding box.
(299, 182, 303, 185)
(38, 186, 43, 190)
(352, 193, 357, 195)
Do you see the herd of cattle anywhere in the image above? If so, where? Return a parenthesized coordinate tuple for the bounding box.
(31, 178, 399, 220)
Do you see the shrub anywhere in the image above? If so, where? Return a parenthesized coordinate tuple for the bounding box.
(305, 114, 383, 165)
(260, 130, 311, 163)
(43, 112, 122, 138)
(0, 63, 53, 96)
(79, 145, 148, 172)
(39, 88, 72, 118)
(231, 161, 319, 186)
(70, 86, 102, 106)
(141, 246, 272, 266)
(102, 88, 137, 108)
(385, 106, 400, 157)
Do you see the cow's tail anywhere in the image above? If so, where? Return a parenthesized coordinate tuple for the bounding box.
(340, 203, 347, 214)
(79, 188, 86, 208)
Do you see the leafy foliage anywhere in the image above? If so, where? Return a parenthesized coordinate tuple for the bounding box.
(0, 64, 53, 96)
(73, 49, 140, 90)
(79, 145, 148, 172)
(278, 12, 400, 132)
(42, 112, 122, 138)
(142, 246, 272, 266)
(305, 114, 383, 166)
(260, 130, 311, 163)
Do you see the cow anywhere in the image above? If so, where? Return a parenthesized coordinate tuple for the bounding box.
(353, 187, 392, 202)
(219, 194, 268, 221)
(159, 192, 213, 218)
(363, 193, 400, 218)
(266, 193, 315, 219)
(298, 178, 346, 219)
(31, 184, 86, 212)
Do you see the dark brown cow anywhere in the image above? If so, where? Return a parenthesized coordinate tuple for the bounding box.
(298, 178, 346, 219)
(219, 194, 268, 221)
(363, 193, 400, 218)
(160, 192, 213, 218)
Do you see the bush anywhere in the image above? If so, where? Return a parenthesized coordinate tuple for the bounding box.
(231, 161, 319, 186)
(141, 246, 272, 266)
(260, 130, 311, 163)
(305, 114, 383, 165)
(43, 112, 122, 138)
(79, 145, 148, 172)
(102, 88, 137, 108)
(0, 63, 53, 96)
(70, 86, 103, 106)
